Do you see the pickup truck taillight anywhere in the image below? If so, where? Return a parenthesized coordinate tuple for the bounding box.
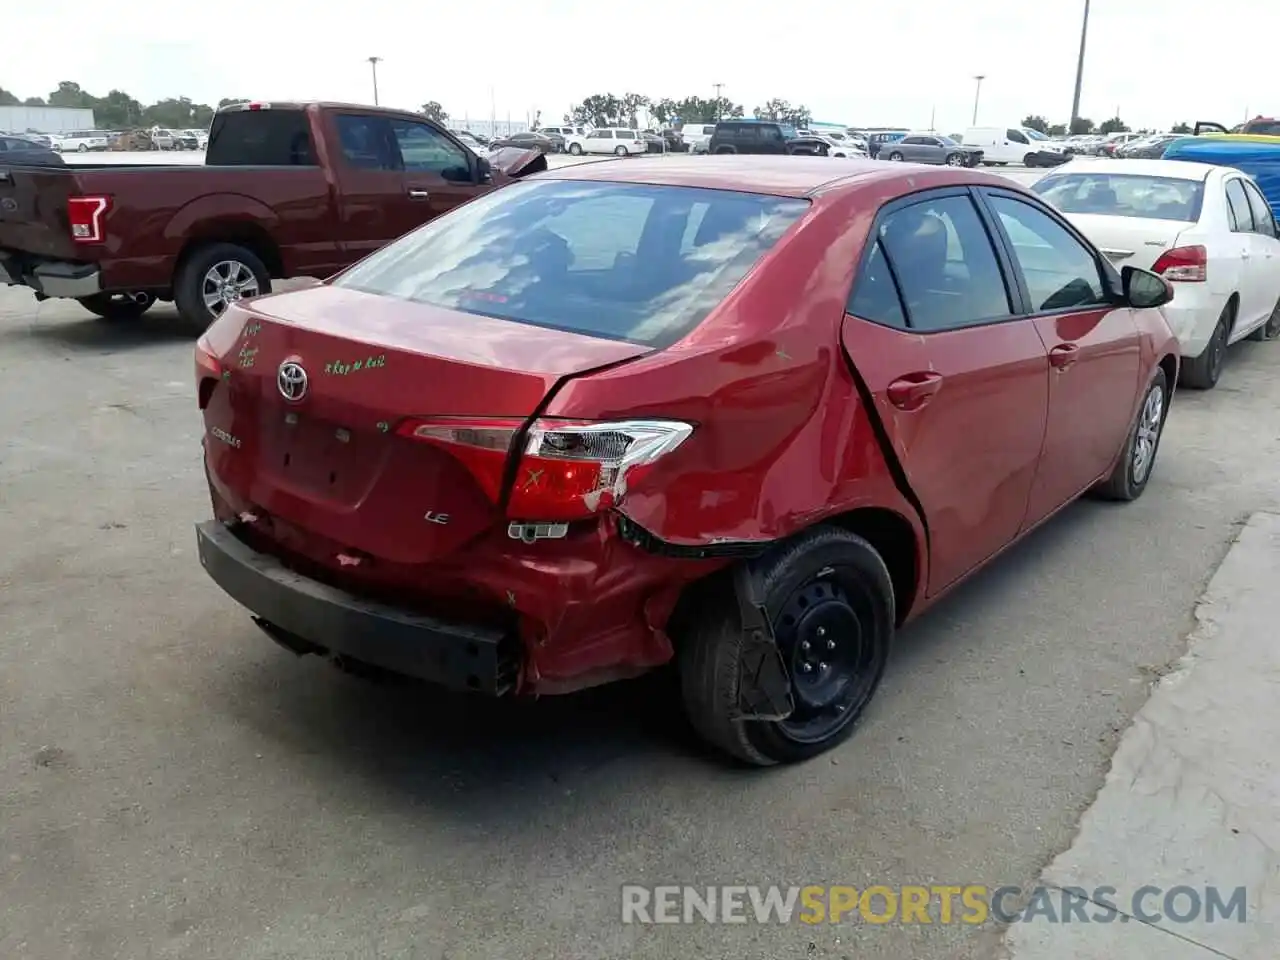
(68, 195, 111, 243)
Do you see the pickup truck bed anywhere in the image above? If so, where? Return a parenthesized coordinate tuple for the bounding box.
(0, 101, 541, 326)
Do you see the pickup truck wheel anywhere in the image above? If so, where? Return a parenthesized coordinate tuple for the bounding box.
(568, 143, 583, 155)
(679, 527, 895, 766)
(77, 292, 156, 321)
(175, 243, 271, 327)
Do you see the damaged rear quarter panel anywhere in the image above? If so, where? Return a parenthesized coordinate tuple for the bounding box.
(544, 184, 926, 565)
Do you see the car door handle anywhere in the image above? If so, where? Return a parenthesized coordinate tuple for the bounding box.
(1049, 343, 1080, 369)
(886, 372, 944, 410)
(407, 189, 431, 200)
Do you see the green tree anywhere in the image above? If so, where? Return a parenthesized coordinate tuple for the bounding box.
(570, 93, 624, 127)
(1022, 114, 1050, 134)
(1170, 121, 1191, 134)
(420, 101, 448, 124)
(1098, 116, 1129, 134)
(92, 89, 145, 129)
(218, 98, 247, 109)
(23, 97, 46, 106)
(620, 92, 649, 127)
(670, 95, 741, 123)
(753, 98, 812, 128)
(1069, 116, 1095, 135)
(0, 87, 19, 106)
(1047, 123, 1067, 137)
(649, 97, 678, 125)
(48, 81, 93, 108)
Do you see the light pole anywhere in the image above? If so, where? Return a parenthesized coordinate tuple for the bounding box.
(367, 56, 382, 106)
(712, 83, 724, 120)
(1069, 0, 1090, 133)
(972, 75, 985, 125)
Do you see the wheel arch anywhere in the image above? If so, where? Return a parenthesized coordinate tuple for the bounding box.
(175, 223, 284, 281)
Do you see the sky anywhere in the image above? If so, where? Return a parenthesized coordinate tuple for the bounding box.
(5, 0, 1275, 133)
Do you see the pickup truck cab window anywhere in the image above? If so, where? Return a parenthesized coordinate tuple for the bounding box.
(205, 110, 315, 165)
(335, 114, 396, 170)
(389, 119, 469, 176)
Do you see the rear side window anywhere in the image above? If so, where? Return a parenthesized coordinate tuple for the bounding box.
(1242, 180, 1277, 238)
(1225, 179, 1255, 232)
(206, 110, 316, 165)
(332, 180, 809, 348)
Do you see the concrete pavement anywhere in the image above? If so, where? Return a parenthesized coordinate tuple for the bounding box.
(0, 240, 1277, 958)
(1004, 511, 1280, 960)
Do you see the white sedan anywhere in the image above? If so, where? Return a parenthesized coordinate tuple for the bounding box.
(1033, 158, 1280, 389)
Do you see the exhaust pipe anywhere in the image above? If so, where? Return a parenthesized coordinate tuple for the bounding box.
(126, 291, 153, 305)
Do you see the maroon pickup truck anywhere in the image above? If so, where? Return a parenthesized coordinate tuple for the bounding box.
(0, 101, 544, 325)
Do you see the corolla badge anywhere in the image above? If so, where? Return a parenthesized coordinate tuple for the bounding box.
(277, 360, 308, 401)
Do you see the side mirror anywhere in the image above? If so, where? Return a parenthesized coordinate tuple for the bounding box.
(1122, 265, 1174, 309)
(475, 155, 492, 183)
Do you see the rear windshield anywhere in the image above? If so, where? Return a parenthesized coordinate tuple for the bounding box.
(1033, 172, 1205, 222)
(332, 180, 809, 348)
(206, 109, 316, 165)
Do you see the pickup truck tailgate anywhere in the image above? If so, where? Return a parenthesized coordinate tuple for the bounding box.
(0, 166, 80, 260)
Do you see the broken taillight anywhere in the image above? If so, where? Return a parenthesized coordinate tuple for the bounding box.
(397, 417, 694, 522)
(194, 338, 222, 410)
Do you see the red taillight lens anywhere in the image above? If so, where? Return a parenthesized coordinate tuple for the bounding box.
(398, 417, 694, 522)
(1152, 244, 1207, 282)
(67, 195, 110, 244)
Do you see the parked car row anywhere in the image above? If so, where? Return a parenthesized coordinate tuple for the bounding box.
(1032, 156, 1280, 390)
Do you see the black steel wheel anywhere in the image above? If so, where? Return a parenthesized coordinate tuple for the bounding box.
(679, 527, 896, 766)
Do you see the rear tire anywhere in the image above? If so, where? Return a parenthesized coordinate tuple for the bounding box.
(1247, 297, 1280, 341)
(1093, 368, 1168, 501)
(614, 145, 628, 156)
(568, 142, 583, 155)
(1179, 301, 1233, 390)
(77, 292, 156, 321)
(174, 242, 271, 329)
(679, 527, 895, 766)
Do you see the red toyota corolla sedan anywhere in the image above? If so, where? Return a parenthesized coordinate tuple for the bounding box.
(194, 156, 1179, 766)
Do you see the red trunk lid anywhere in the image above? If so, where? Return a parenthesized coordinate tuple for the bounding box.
(200, 285, 650, 564)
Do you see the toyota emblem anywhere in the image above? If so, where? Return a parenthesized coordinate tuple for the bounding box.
(277, 360, 308, 402)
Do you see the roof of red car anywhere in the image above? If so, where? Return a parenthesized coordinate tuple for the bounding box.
(535, 155, 1017, 198)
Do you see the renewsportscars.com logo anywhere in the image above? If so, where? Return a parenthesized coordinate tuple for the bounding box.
(621, 884, 1248, 925)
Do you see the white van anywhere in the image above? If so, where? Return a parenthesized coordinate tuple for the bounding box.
(962, 126, 1067, 167)
(679, 123, 718, 153)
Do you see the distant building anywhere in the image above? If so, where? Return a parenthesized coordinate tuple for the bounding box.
(0, 105, 96, 134)
(452, 118, 526, 139)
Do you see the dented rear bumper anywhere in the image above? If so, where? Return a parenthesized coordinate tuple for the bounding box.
(195, 520, 519, 694)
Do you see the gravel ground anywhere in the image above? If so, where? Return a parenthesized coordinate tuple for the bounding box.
(2, 202, 1276, 960)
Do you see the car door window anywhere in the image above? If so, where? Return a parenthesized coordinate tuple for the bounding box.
(335, 114, 395, 170)
(390, 120, 469, 175)
(1241, 180, 1276, 238)
(874, 194, 1012, 330)
(1225, 179, 1254, 232)
(1007, 129, 1029, 144)
(987, 194, 1108, 312)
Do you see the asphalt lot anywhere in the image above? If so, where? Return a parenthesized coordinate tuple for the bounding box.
(4, 173, 1276, 960)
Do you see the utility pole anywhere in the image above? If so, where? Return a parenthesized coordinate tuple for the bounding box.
(929, 105, 936, 132)
(1069, 0, 1090, 132)
(367, 57, 382, 106)
(713, 83, 724, 120)
(972, 76, 985, 125)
